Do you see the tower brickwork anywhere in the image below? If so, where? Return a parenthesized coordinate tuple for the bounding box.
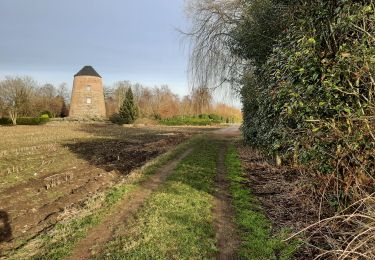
(69, 66, 106, 118)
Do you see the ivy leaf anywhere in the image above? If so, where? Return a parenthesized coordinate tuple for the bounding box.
(307, 38, 316, 45)
(312, 127, 320, 133)
(343, 108, 351, 114)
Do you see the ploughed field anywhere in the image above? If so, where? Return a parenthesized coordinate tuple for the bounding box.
(0, 122, 215, 253)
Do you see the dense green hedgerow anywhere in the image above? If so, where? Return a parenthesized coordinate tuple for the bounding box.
(238, 0, 375, 204)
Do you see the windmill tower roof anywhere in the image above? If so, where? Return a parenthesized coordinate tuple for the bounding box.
(74, 66, 102, 78)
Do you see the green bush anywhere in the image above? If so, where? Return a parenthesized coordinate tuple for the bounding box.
(40, 114, 50, 119)
(208, 114, 221, 121)
(16, 117, 49, 125)
(109, 113, 126, 125)
(0, 117, 12, 125)
(1, 116, 49, 125)
(40, 111, 53, 118)
(119, 88, 138, 124)
(198, 114, 209, 119)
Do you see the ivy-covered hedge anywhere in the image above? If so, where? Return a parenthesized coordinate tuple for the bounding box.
(238, 0, 375, 203)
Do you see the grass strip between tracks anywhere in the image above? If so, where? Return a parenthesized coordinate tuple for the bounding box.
(97, 138, 219, 259)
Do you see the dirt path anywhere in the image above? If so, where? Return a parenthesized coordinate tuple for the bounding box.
(213, 143, 240, 259)
(66, 126, 240, 259)
(66, 148, 193, 260)
(213, 124, 241, 136)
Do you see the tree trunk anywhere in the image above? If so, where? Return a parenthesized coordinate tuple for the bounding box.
(9, 110, 17, 125)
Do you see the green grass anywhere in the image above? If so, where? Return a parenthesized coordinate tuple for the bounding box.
(97, 138, 219, 259)
(0, 116, 49, 125)
(225, 144, 299, 259)
(8, 136, 300, 259)
(159, 116, 222, 126)
(8, 137, 198, 260)
(23, 184, 137, 260)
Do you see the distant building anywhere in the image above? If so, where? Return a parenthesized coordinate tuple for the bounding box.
(69, 66, 106, 118)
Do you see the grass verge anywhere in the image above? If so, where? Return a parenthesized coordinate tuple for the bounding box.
(7, 137, 199, 260)
(96, 138, 219, 259)
(159, 116, 222, 126)
(225, 144, 299, 259)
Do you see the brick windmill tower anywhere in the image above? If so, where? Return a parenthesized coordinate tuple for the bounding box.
(69, 66, 106, 118)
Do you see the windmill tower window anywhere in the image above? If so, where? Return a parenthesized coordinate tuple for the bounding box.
(85, 85, 91, 91)
(86, 97, 92, 104)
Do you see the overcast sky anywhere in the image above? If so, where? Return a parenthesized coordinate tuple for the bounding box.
(0, 0, 192, 96)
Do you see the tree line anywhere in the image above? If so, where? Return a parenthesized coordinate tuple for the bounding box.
(0, 76, 69, 124)
(0, 76, 241, 125)
(104, 80, 242, 123)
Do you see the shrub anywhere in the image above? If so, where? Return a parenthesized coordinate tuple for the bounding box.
(40, 114, 50, 119)
(0, 117, 12, 125)
(0, 116, 49, 125)
(16, 117, 49, 125)
(198, 114, 209, 119)
(208, 114, 221, 121)
(40, 111, 53, 118)
(109, 113, 126, 125)
(119, 88, 137, 124)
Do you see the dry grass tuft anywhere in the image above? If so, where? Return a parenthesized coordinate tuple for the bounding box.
(286, 193, 375, 259)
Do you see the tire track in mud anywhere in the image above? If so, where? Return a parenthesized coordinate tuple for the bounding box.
(0, 168, 118, 254)
(211, 126, 241, 259)
(212, 143, 240, 259)
(66, 148, 194, 260)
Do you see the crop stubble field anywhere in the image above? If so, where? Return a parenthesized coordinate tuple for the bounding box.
(0, 122, 217, 254)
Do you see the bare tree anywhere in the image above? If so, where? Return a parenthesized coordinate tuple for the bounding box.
(180, 95, 193, 116)
(57, 82, 70, 103)
(185, 0, 245, 92)
(114, 81, 132, 110)
(138, 87, 153, 117)
(34, 83, 56, 114)
(0, 76, 35, 125)
(191, 88, 212, 114)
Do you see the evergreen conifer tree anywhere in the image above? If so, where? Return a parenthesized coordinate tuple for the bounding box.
(119, 87, 137, 124)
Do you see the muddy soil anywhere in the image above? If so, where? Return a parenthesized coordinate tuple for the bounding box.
(0, 131, 190, 253)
